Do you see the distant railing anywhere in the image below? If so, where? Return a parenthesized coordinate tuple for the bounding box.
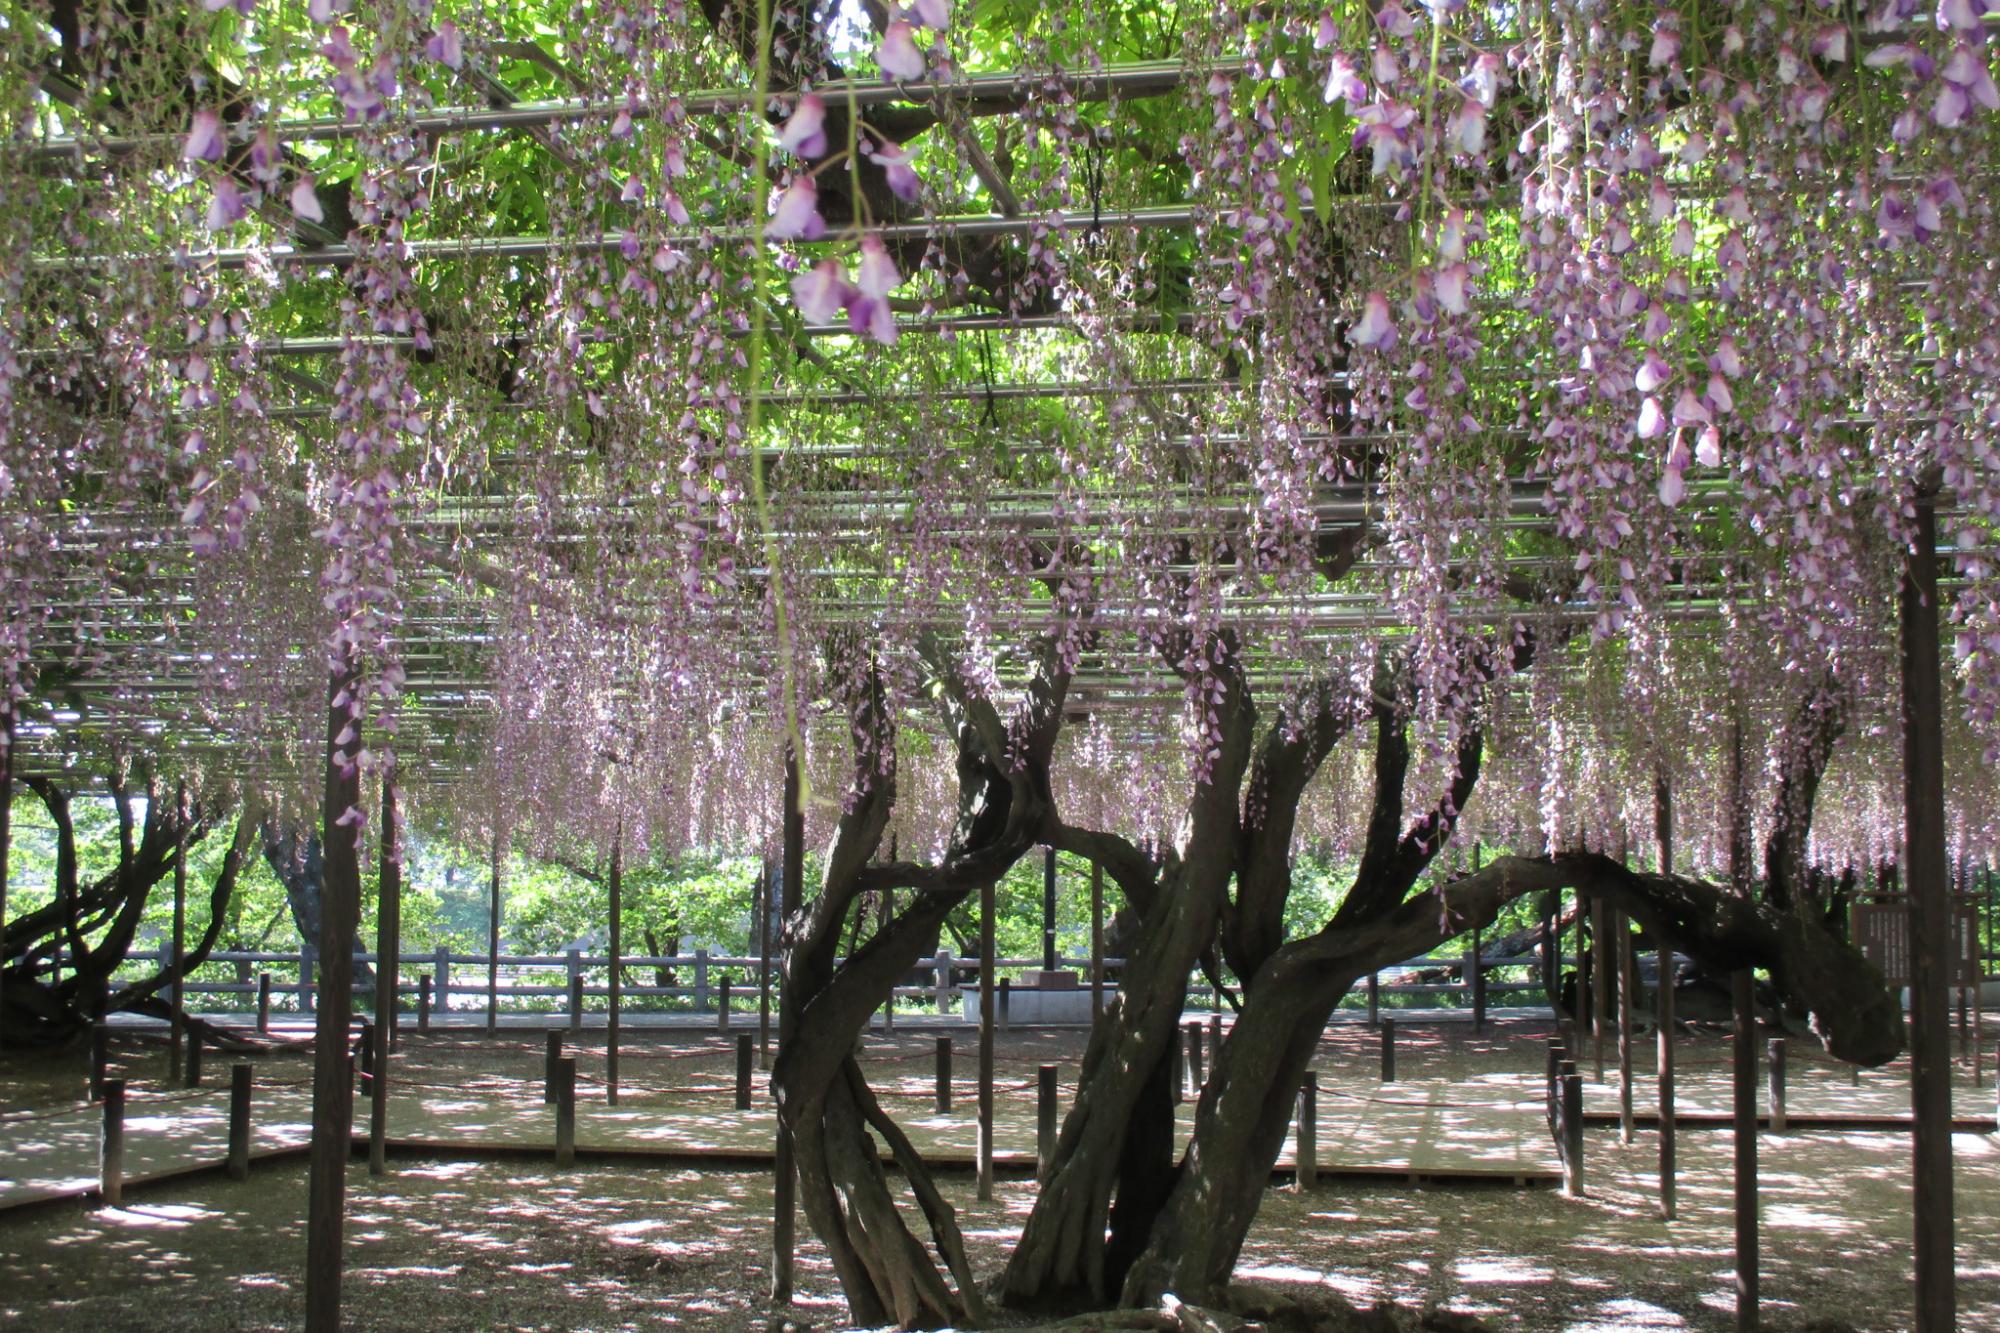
(108, 942, 1584, 1020)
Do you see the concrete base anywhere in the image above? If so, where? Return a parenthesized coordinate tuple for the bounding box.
(963, 985, 1097, 1025)
(1014, 970, 1080, 989)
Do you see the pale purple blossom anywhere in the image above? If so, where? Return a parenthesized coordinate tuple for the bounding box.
(1350, 291, 1396, 349)
(426, 22, 464, 70)
(780, 95, 828, 158)
(184, 110, 225, 163)
(878, 21, 926, 81)
(766, 176, 826, 240)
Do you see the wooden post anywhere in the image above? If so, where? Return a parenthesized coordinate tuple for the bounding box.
(1903, 491, 1955, 1333)
(257, 971, 271, 1035)
(736, 1033, 754, 1111)
(1592, 898, 1611, 1082)
(932, 948, 951, 1016)
(718, 975, 731, 1031)
(417, 976, 431, 1031)
(553, 1056, 576, 1167)
(1295, 1072, 1318, 1190)
(0, 708, 11, 1054)
(1767, 1037, 1787, 1133)
(935, 1035, 952, 1113)
(1617, 912, 1634, 1145)
(695, 947, 711, 1013)
(566, 950, 583, 1032)
(1728, 713, 1759, 1333)
(1470, 923, 1485, 1033)
(1561, 1062, 1584, 1196)
(90, 1021, 109, 1101)
(977, 873, 996, 1202)
(99, 1078, 126, 1206)
(757, 856, 774, 1064)
(1090, 860, 1105, 1022)
(998, 976, 1011, 1034)
(1042, 846, 1059, 973)
(772, 747, 803, 1305)
(1655, 769, 1677, 1221)
(434, 943, 450, 1017)
(1036, 1064, 1058, 1180)
(486, 831, 502, 1033)
(372, 776, 399, 1177)
(1380, 1017, 1396, 1083)
(1185, 1021, 1204, 1097)
(1366, 970, 1379, 1026)
(228, 1062, 253, 1182)
(545, 1028, 562, 1104)
(305, 662, 364, 1333)
(608, 829, 623, 1104)
(170, 782, 188, 1085)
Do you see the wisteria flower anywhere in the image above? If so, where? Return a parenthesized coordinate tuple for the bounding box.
(291, 176, 326, 224)
(306, 0, 345, 21)
(849, 293, 898, 345)
(878, 20, 925, 81)
(1323, 53, 1368, 108)
(1637, 396, 1665, 439)
(1350, 291, 1396, 349)
(791, 260, 853, 324)
(426, 22, 464, 71)
(856, 236, 902, 298)
(1694, 424, 1723, 468)
(780, 95, 828, 158)
(766, 176, 826, 240)
(1433, 263, 1470, 315)
(248, 126, 282, 185)
(869, 139, 922, 202)
(205, 177, 247, 230)
(184, 110, 225, 163)
(910, 0, 950, 28)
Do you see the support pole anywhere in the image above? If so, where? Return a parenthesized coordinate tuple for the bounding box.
(756, 856, 772, 1069)
(1366, 971, 1379, 1026)
(1090, 859, 1105, 1021)
(257, 971, 272, 1035)
(1042, 846, 1058, 973)
(717, 975, 731, 1032)
(977, 873, 996, 1202)
(553, 1056, 576, 1167)
(736, 1033, 754, 1111)
(416, 976, 430, 1031)
(1902, 490, 1955, 1333)
(305, 660, 364, 1333)
(228, 1062, 253, 1181)
(608, 828, 623, 1105)
(371, 776, 399, 1177)
(99, 1079, 126, 1207)
(545, 1028, 562, 1104)
(1617, 911, 1635, 1145)
(1295, 1072, 1318, 1190)
(1655, 769, 1677, 1221)
(486, 830, 502, 1033)
(89, 1021, 108, 1101)
(935, 1035, 952, 1113)
(170, 783, 187, 1085)
(1380, 1017, 1396, 1083)
(1767, 1037, 1787, 1133)
(1592, 897, 1611, 1082)
(1728, 714, 1758, 1333)
(0, 708, 11, 1054)
(1036, 1064, 1058, 1180)
(1562, 1063, 1584, 1196)
(771, 747, 803, 1305)
(1470, 923, 1486, 1033)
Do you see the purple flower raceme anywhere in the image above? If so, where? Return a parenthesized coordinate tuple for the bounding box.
(184, 110, 225, 164)
(878, 20, 926, 81)
(425, 22, 464, 70)
(779, 94, 828, 159)
(1350, 291, 1396, 350)
(790, 260, 852, 325)
(766, 175, 826, 240)
(868, 140, 922, 202)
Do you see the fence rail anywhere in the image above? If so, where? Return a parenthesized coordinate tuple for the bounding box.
(103, 944, 1573, 1018)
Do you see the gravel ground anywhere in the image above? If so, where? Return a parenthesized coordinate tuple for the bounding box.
(0, 1018, 1993, 1331)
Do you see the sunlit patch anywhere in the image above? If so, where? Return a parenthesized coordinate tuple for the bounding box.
(1453, 1256, 1549, 1283)
(1570, 1297, 1689, 1330)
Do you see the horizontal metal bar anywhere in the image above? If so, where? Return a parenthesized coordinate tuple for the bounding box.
(29, 59, 1239, 160)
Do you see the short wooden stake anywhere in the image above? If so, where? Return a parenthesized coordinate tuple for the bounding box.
(99, 1079, 126, 1207)
(934, 1036, 952, 1113)
(997, 977, 1011, 1033)
(718, 977, 732, 1032)
(1036, 1064, 1058, 1180)
(1561, 1061, 1584, 1196)
(417, 975, 431, 1031)
(553, 1056, 577, 1167)
(89, 1021, 109, 1102)
(568, 970, 584, 1032)
(1366, 971, 1380, 1026)
(735, 1033, 754, 1111)
(544, 1028, 562, 1104)
(1295, 1072, 1318, 1191)
(256, 972, 271, 1034)
(1380, 1018, 1397, 1083)
(228, 1063, 253, 1181)
(1767, 1037, 1787, 1132)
